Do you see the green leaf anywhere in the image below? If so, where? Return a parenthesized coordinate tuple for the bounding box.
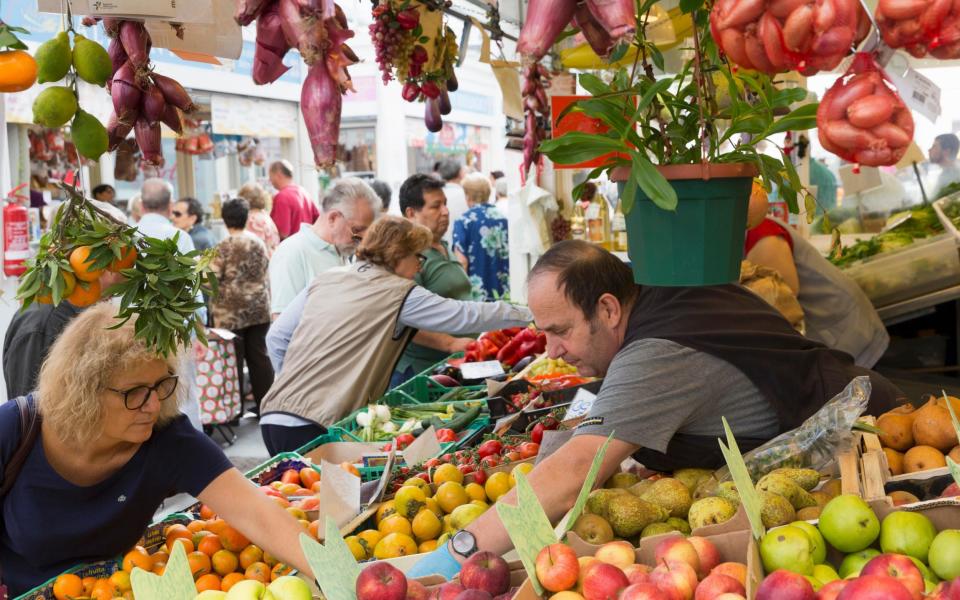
(648, 44, 665, 71)
(630, 150, 677, 211)
(578, 73, 611, 97)
(0, 30, 27, 50)
(763, 102, 819, 136)
(609, 42, 629, 62)
(679, 0, 704, 12)
(539, 132, 625, 165)
(804, 192, 816, 224)
(620, 168, 638, 215)
(718, 417, 765, 540)
(770, 87, 808, 108)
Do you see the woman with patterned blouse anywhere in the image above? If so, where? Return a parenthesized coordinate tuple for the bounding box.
(452, 173, 510, 300)
(238, 182, 281, 257)
(211, 198, 274, 412)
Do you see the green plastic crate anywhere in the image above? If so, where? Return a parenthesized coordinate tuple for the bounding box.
(14, 559, 120, 600)
(243, 451, 321, 485)
(293, 427, 354, 455)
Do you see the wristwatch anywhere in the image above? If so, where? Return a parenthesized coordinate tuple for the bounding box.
(450, 530, 478, 559)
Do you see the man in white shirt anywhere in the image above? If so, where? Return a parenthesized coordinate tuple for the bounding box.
(268, 178, 380, 317)
(930, 133, 960, 198)
(437, 159, 467, 244)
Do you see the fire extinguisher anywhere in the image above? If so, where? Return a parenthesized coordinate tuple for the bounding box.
(3, 199, 30, 277)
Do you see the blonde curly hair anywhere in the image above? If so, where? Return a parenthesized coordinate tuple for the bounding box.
(356, 216, 432, 271)
(238, 182, 272, 211)
(37, 303, 184, 448)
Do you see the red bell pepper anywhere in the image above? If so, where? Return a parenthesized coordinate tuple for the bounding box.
(497, 327, 540, 366)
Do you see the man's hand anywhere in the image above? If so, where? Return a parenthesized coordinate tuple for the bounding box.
(447, 336, 475, 354)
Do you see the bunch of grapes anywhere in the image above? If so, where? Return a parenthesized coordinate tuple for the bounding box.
(369, 3, 421, 84)
(551, 216, 572, 242)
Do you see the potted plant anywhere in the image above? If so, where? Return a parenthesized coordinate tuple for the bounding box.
(539, 1, 818, 286)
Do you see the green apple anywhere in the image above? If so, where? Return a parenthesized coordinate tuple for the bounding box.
(838, 548, 881, 578)
(760, 525, 814, 575)
(926, 580, 938, 594)
(791, 520, 827, 564)
(908, 556, 939, 583)
(813, 564, 840, 583)
(818, 495, 879, 553)
(226, 579, 268, 600)
(880, 511, 937, 562)
(929, 529, 960, 580)
(196, 592, 228, 600)
(804, 575, 823, 591)
(266, 576, 312, 600)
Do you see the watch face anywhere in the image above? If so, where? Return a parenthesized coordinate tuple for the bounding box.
(452, 530, 475, 555)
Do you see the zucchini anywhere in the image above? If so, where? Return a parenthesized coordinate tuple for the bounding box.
(433, 405, 482, 433)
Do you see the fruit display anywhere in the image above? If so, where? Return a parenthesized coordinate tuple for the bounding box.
(463, 327, 527, 364)
(527, 358, 579, 381)
(874, 396, 960, 477)
(356, 552, 518, 600)
(815, 52, 915, 167)
(352, 402, 484, 444)
(0, 21, 38, 93)
(876, 0, 960, 59)
(756, 494, 960, 599)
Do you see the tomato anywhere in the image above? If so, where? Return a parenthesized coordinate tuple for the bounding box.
(441, 453, 454, 462)
(396, 433, 416, 450)
(280, 469, 301, 485)
(417, 472, 430, 483)
(472, 469, 488, 486)
(435, 428, 457, 443)
(518, 442, 540, 459)
(480, 455, 500, 468)
(478, 440, 503, 459)
(381, 442, 394, 451)
(504, 451, 522, 462)
(299, 468, 321, 489)
(530, 423, 545, 445)
(424, 458, 442, 468)
(458, 463, 475, 475)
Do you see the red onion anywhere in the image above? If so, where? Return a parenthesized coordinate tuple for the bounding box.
(584, 0, 637, 42)
(439, 90, 452, 115)
(301, 63, 342, 167)
(142, 84, 166, 125)
(253, 2, 292, 85)
(425, 98, 443, 132)
(102, 18, 121, 38)
(107, 112, 133, 150)
(341, 43, 359, 63)
(134, 118, 163, 166)
(160, 104, 183, 135)
(112, 61, 143, 126)
(446, 72, 459, 92)
(119, 21, 151, 67)
(574, 2, 615, 57)
(108, 38, 128, 76)
(235, 0, 272, 26)
(517, 0, 578, 60)
(278, 0, 324, 66)
(151, 73, 197, 112)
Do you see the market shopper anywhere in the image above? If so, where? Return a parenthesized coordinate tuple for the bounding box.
(745, 188, 889, 367)
(0, 304, 314, 596)
(452, 173, 509, 301)
(393, 174, 476, 388)
(268, 160, 320, 239)
(238, 182, 281, 256)
(437, 159, 467, 243)
(91, 184, 115, 204)
(408, 240, 905, 579)
(260, 216, 531, 454)
(268, 177, 379, 316)
(370, 179, 392, 213)
(211, 198, 274, 413)
(929, 133, 960, 198)
(172, 197, 216, 251)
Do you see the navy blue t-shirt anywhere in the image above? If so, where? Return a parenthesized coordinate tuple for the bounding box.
(0, 398, 233, 596)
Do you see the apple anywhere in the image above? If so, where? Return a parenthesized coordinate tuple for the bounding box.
(197, 592, 227, 600)
(693, 573, 744, 600)
(454, 591, 493, 600)
(576, 557, 598, 594)
(550, 593, 586, 600)
(226, 580, 268, 600)
(838, 549, 881, 578)
(687, 537, 721, 578)
(790, 522, 826, 565)
(648, 561, 697, 600)
(713, 596, 745, 600)
(619, 583, 672, 600)
(710, 563, 746, 587)
(438, 583, 465, 600)
(755, 569, 815, 600)
(815, 580, 848, 600)
(760, 526, 814, 575)
(860, 554, 924, 600)
(266, 576, 312, 600)
(818, 495, 880, 553)
(581, 562, 630, 600)
(356, 563, 407, 600)
(880, 511, 938, 563)
(536, 543, 581, 593)
(653, 538, 700, 575)
(929, 530, 960, 580)
(406, 581, 430, 600)
(834, 574, 913, 600)
(461, 551, 511, 596)
(941, 483, 960, 498)
(622, 564, 652, 584)
(594, 541, 635, 569)
(812, 565, 839, 584)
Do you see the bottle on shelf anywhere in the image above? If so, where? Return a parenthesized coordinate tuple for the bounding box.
(582, 182, 609, 249)
(571, 202, 587, 241)
(612, 201, 627, 252)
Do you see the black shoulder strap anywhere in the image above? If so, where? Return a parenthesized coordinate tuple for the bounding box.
(0, 395, 41, 499)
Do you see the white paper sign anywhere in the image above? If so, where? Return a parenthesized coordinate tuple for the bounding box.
(460, 360, 505, 380)
(317, 460, 361, 533)
(563, 388, 597, 420)
(881, 52, 942, 123)
(402, 426, 442, 467)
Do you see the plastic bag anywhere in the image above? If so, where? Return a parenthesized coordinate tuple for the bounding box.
(710, 0, 869, 76)
(816, 52, 914, 167)
(876, 0, 960, 59)
(716, 375, 871, 482)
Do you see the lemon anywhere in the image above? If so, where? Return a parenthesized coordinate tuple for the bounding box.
(72, 34, 112, 87)
(465, 482, 487, 503)
(412, 509, 442, 542)
(373, 532, 418, 559)
(34, 31, 71, 83)
(378, 514, 412, 537)
(471, 500, 489, 509)
(344, 536, 366, 561)
(435, 481, 469, 513)
(433, 463, 464, 485)
(70, 109, 108, 160)
(485, 471, 512, 502)
(424, 497, 443, 517)
(509, 463, 535, 487)
(394, 485, 427, 519)
(33, 86, 77, 128)
(403, 477, 430, 491)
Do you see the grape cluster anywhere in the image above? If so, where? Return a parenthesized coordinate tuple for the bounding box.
(551, 216, 572, 242)
(370, 17, 410, 84)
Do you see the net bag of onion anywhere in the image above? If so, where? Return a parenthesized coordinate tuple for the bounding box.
(877, 0, 960, 59)
(816, 52, 915, 167)
(710, 0, 870, 76)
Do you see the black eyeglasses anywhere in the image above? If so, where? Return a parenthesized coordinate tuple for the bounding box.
(172, 210, 184, 217)
(107, 374, 179, 410)
(350, 225, 365, 244)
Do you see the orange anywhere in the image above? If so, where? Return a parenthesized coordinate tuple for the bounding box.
(53, 573, 83, 600)
(378, 515, 412, 537)
(245, 561, 271, 583)
(122, 546, 153, 572)
(199, 504, 216, 520)
(187, 551, 212, 579)
(206, 518, 228, 535)
(340, 461, 360, 477)
(0, 50, 37, 93)
(90, 579, 117, 600)
(212, 549, 239, 576)
(109, 570, 132, 592)
(66, 278, 101, 307)
(108, 245, 137, 272)
(300, 467, 321, 488)
(262, 550, 280, 567)
(35, 288, 53, 304)
(82, 576, 97, 594)
(152, 562, 167, 575)
(198, 534, 223, 556)
(195, 573, 222, 592)
(238, 544, 263, 569)
(187, 520, 206, 533)
(150, 550, 169, 566)
(218, 525, 250, 553)
(167, 537, 194, 554)
(271, 563, 294, 581)
(69, 245, 104, 282)
(308, 520, 321, 539)
(221, 572, 245, 592)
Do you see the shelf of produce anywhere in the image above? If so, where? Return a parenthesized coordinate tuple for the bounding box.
(875, 284, 960, 324)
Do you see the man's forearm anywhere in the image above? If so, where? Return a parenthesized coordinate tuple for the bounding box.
(413, 330, 459, 353)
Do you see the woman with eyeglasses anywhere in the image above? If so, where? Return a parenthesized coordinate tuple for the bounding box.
(260, 216, 532, 455)
(0, 304, 313, 596)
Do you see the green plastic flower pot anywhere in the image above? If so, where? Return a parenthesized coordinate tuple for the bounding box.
(614, 163, 757, 286)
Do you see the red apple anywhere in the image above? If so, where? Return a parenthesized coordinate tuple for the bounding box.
(648, 561, 697, 600)
(581, 561, 629, 600)
(755, 569, 815, 600)
(815, 580, 849, 600)
(407, 581, 429, 600)
(619, 583, 672, 600)
(356, 563, 408, 600)
(713, 596, 745, 600)
(860, 554, 924, 600)
(687, 537, 721, 579)
(454, 591, 492, 600)
(941, 483, 960, 498)
(654, 538, 701, 576)
(594, 541, 635, 569)
(835, 575, 913, 600)
(693, 573, 745, 600)
(623, 564, 653, 584)
(536, 543, 580, 592)
(461, 551, 511, 596)
(438, 582, 465, 600)
(709, 563, 746, 587)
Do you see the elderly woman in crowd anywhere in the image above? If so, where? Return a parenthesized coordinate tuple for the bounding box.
(0, 304, 312, 596)
(452, 173, 510, 300)
(238, 182, 280, 256)
(260, 216, 531, 454)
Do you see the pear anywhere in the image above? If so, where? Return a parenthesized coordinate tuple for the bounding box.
(629, 479, 654, 496)
(809, 491, 832, 508)
(585, 488, 628, 520)
(693, 475, 719, 499)
(818, 479, 842, 499)
(771, 468, 821, 491)
(572, 513, 615, 545)
(641, 522, 678, 538)
(605, 472, 640, 489)
(638, 477, 692, 518)
(673, 468, 714, 492)
(757, 473, 817, 510)
(606, 493, 668, 538)
(687, 496, 737, 530)
(759, 491, 796, 528)
(716, 481, 741, 507)
(666, 517, 691, 535)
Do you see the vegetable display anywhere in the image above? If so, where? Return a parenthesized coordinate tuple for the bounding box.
(816, 52, 914, 167)
(876, 0, 960, 59)
(829, 204, 943, 268)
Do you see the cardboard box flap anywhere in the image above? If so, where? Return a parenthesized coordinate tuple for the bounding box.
(303, 441, 384, 465)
